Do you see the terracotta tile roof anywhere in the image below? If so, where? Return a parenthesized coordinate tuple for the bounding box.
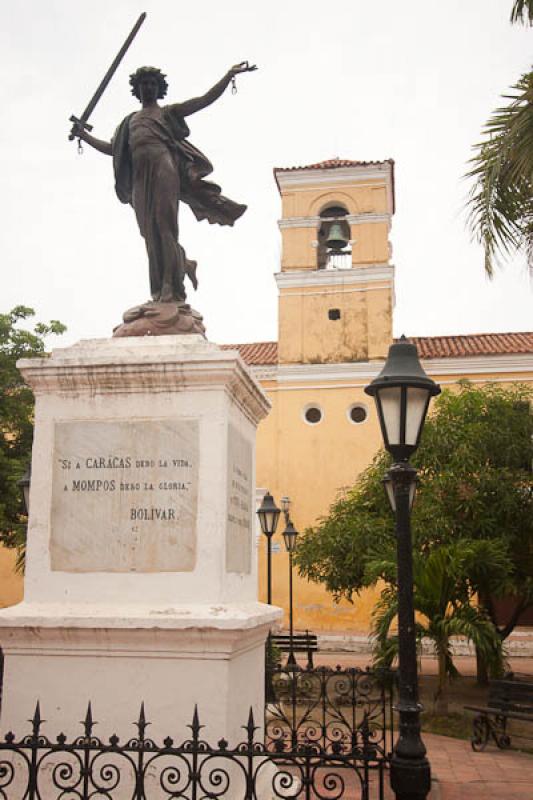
(274, 158, 394, 172)
(407, 332, 533, 359)
(222, 333, 533, 366)
(221, 341, 278, 365)
(273, 158, 395, 211)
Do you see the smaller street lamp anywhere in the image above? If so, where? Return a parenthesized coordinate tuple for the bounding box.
(281, 496, 291, 523)
(257, 491, 281, 605)
(282, 519, 299, 667)
(365, 336, 440, 800)
(17, 463, 32, 516)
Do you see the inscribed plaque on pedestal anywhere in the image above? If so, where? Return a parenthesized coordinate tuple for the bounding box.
(51, 420, 198, 572)
(226, 424, 252, 573)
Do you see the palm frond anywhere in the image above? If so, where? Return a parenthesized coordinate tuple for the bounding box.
(510, 0, 533, 24)
(465, 71, 533, 276)
(371, 590, 398, 642)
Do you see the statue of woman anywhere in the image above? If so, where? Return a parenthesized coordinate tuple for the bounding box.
(73, 63, 254, 304)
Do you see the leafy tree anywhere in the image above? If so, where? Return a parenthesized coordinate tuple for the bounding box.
(465, 2, 533, 275)
(0, 307, 66, 568)
(295, 383, 533, 685)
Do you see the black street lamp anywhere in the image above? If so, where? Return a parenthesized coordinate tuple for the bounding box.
(365, 336, 440, 800)
(17, 463, 32, 516)
(257, 491, 281, 605)
(282, 519, 299, 667)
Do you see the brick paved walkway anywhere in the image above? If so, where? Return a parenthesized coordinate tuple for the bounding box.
(311, 651, 533, 797)
(424, 733, 533, 799)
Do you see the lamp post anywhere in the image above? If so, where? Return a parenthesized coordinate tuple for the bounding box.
(282, 519, 299, 667)
(257, 491, 281, 605)
(365, 336, 440, 800)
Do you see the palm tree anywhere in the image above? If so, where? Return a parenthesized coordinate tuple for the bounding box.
(465, 2, 533, 276)
(510, 0, 533, 24)
(371, 540, 508, 714)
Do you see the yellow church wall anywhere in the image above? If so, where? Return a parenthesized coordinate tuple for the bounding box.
(0, 546, 23, 608)
(280, 228, 317, 270)
(281, 181, 390, 219)
(258, 542, 382, 634)
(278, 283, 392, 365)
(365, 288, 393, 360)
(351, 223, 390, 265)
(428, 373, 533, 392)
(255, 380, 387, 632)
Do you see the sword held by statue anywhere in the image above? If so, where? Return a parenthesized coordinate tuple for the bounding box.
(69, 12, 147, 149)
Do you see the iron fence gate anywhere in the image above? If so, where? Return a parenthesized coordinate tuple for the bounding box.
(265, 664, 394, 760)
(0, 696, 390, 800)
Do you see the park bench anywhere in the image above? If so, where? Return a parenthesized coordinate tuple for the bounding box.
(269, 631, 318, 669)
(465, 679, 533, 751)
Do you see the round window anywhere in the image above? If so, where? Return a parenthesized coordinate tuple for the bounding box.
(304, 406, 323, 425)
(348, 404, 368, 424)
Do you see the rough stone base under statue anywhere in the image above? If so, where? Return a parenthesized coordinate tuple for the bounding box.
(113, 301, 206, 337)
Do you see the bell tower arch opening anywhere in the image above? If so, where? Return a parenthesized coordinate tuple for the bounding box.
(317, 204, 351, 270)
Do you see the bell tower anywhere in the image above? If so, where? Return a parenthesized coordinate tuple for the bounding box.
(274, 158, 395, 364)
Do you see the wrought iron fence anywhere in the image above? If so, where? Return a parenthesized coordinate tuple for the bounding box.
(265, 664, 395, 760)
(0, 701, 388, 800)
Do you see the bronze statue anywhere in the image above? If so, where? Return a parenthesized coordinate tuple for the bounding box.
(72, 63, 255, 316)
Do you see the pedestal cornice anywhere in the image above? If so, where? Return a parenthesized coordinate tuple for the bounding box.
(17, 336, 271, 426)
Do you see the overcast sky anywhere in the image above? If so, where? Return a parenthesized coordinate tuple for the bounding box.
(1, 0, 531, 349)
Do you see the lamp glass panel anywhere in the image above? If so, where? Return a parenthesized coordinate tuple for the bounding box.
(378, 387, 402, 445)
(260, 510, 277, 536)
(409, 481, 418, 510)
(283, 530, 298, 553)
(384, 479, 395, 512)
(257, 510, 267, 534)
(405, 387, 430, 445)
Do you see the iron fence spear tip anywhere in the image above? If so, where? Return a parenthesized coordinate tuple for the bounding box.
(136, 701, 150, 735)
(245, 707, 257, 739)
(190, 705, 203, 738)
(30, 701, 43, 730)
(82, 702, 95, 735)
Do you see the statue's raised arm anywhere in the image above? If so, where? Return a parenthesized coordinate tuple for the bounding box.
(171, 62, 257, 117)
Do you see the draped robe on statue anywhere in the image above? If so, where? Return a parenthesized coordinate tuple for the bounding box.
(112, 103, 246, 302)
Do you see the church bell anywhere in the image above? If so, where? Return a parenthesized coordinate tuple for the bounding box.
(325, 221, 349, 252)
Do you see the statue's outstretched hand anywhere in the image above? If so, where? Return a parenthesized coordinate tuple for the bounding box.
(230, 61, 258, 76)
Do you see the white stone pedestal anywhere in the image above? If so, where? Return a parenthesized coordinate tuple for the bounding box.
(0, 336, 281, 744)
